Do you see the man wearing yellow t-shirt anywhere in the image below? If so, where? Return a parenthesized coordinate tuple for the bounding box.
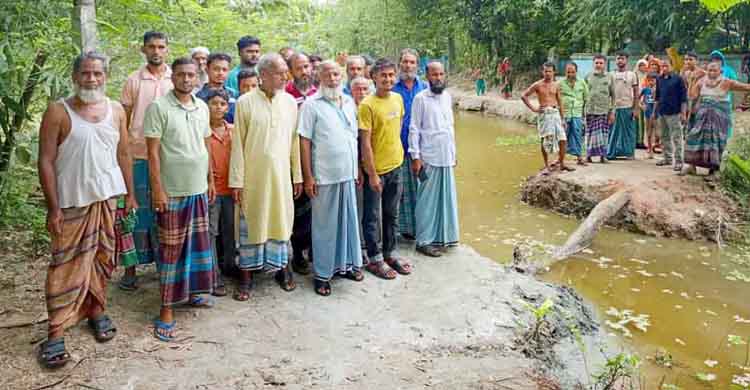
(359, 58, 413, 280)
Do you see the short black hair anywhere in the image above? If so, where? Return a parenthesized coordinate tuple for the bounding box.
(143, 31, 168, 45)
(593, 54, 607, 61)
(171, 57, 196, 71)
(685, 51, 699, 59)
(371, 58, 397, 77)
(238, 69, 258, 82)
(616, 51, 628, 58)
(309, 54, 323, 63)
(207, 52, 232, 67)
(565, 62, 578, 70)
(237, 36, 261, 51)
(647, 72, 659, 79)
(542, 61, 555, 71)
(205, 88, 230, 103)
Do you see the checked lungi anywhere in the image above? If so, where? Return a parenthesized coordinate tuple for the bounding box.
(415, 165, 460, 248)
(156, 194, 214, 306)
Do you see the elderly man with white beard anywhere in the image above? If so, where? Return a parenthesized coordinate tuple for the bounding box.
(298, 61, 364, 296)
(37, 51, 136, 367)
(408, 61, 459, 257)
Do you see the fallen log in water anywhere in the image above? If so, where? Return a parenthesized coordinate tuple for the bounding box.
(550, 189, 631, 263)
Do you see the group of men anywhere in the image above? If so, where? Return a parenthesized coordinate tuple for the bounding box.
(36, 31, 460, 366)
(520, 51, 747, 176)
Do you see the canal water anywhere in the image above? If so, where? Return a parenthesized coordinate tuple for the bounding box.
(453, 110, 750, 388)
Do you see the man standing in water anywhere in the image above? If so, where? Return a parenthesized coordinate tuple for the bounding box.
(225, 36, 261, 93)
(392, 48, 428, 241)
(409, 61, 460, 257)
(119, 31, 172, 290)
(521, 62, 571, 174)
(607, 52, 639, 160)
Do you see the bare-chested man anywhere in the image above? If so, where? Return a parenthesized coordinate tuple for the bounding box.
(680, 52, 705, 125)
(521, 62, 571, 174)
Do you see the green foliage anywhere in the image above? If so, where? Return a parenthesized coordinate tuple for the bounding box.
(0, 157, 48, 248)
(721, 135, 750, 212)
(592, 352, 642, 390)
(522, 297, 554, 342)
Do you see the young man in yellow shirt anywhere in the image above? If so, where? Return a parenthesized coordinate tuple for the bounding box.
(359, 58, 414, 280)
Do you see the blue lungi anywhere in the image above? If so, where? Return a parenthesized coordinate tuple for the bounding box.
(565, 117, 584, 157)
(398, 157, 418, 237)
(311, 180, 363, 281)
(607, 108, 636, 159)
(415, 165, 460, 247)
(132, 159, 160, 264)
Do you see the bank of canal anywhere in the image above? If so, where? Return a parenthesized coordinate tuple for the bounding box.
(454, 110, 750, 388)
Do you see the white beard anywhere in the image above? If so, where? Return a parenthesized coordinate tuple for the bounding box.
(320, 85, 343, 101)
(75, 84, 106, 103)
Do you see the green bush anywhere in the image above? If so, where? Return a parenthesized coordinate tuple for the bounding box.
(0, 161, 48, 249)
(722, 134, 750, 210)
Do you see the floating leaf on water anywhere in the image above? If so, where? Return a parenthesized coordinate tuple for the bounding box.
(671, 271, 685, 279)
(680, 292, 690, 299)
(629, 258, 650, 265)
(704, 360, 718, 368)
(658, 273, 669, 278)
(675, 338, 686, 346)
(675, 305, 683, 309)
(662, 289, 674, 294)
(634, 239, 647, 244)
(636, 270, 654, 277)
(582, 249, 595, 255)
(630, 288, 641, 292)
(705, 310, 718, 316)
(699, 246, 709, 251)
(701, 252, 711, 257)
(700, 262, 710, 266)
(734, 315, 750, 324)
(728, 335, 747, 346)
(695, 372, 716, 382)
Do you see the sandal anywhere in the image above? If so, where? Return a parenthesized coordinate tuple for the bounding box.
(341, 269, 364, 282)
(313, 279, 331, 296)
(189, 295, 215, 308)
(38, 338, 70, 369)
(87, 314, 117, 342)
(153, 320, 175, 342)
(365, 261, 397, 280)
(577, 160, 588, 166)
(212, 285, 228, 297)
(416, 245, 442, 258)
(233, 278, 253, 302)
(274, 269, 296, 292)
(560, 165, 576, 172)
(118, 274, 138, 291)
(385, 257, 413, 275)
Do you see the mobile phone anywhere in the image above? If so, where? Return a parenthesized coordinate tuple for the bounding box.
(418, 167, 429, 182)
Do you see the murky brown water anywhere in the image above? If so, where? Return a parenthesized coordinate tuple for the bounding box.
(454, 110, 750, 388)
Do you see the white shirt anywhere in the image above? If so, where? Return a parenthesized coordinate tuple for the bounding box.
(408, 89, 456, 167)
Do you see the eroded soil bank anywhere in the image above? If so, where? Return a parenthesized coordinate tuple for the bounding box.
(520, 151, 746, 243)
(0, 233, 606, 389)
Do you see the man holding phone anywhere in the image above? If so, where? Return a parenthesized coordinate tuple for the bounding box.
(408, 61, 459, 257)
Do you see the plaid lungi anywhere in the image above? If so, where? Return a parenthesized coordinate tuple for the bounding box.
(156, 194, 214, 306)
(398, 157, 417, 236)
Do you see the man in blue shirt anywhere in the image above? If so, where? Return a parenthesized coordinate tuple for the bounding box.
(195, 53, 237, 124)
(225, 36, 261, 93)
(392, 48, 428, 240)
(655, 58, 688, 171)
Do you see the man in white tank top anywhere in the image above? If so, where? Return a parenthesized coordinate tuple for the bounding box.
(36, 52, 136, 368)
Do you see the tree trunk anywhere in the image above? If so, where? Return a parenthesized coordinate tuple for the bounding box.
(72, 0, 98, 53)
(551, 190, 631, 261)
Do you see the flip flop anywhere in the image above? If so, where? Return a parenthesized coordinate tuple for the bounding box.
(384, 257, 412, 275)
(365, 261, 397, 280)
(274, 269, 296, 292)
(87, 314, 117, 342)
(189, 295, 215, 308)
(340, 269, 364, 282)
(153, 320, 175, 342)
(560, 165, 576, 172)
(118, 274, 138, 291)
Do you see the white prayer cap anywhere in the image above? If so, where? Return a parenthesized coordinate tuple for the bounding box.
(190, 47, 210, 57)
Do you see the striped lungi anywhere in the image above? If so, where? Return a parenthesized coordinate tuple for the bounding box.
(398, 157, 418, 237)
(607, 108, 636, 159)
(415, 165, 460, 247)
(237, 214, 290, 272)
(46, 198, 116, 335)
(157, 194, 214, 306)
(565, 117, 584, 157)
(115, 197, 138, 267)
(311, 180, 363, 281)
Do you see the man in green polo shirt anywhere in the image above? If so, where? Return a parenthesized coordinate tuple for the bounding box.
(143, 57, 216, 342)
